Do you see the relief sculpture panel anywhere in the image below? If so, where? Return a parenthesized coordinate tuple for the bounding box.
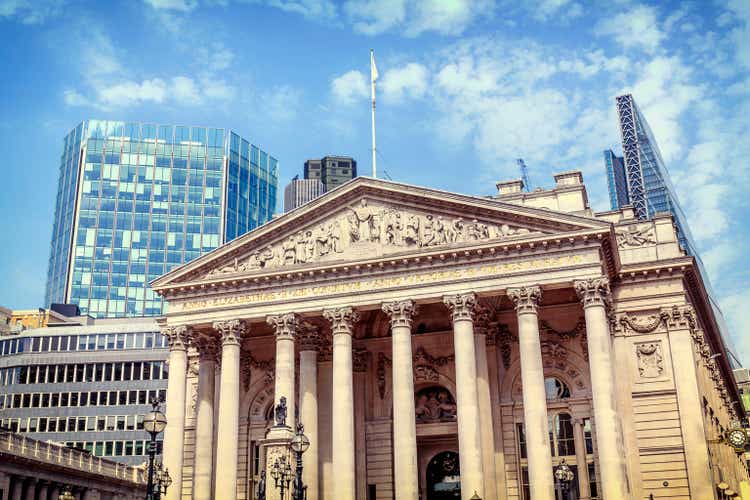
(207, 198, 537, 277)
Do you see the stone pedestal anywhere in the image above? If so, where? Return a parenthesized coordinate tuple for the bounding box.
(262, 426, 296, 500)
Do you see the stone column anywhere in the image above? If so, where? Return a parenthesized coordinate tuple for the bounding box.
(50, 486, 60, 500)
(267, 313, 299, 417)
(574, 278, 628, 499)
(508, 286, 554, 500)
(11, 476, 22, 500)
(213, 319, 246, 500)
(473, 308, 498, 500)
(298, 323, 321, 500)
(162, 325, 191, 500)
(192, 336, 219, 500)
(0, 472, 10, 500)
(323, 307, 360, 500)
(37, 481, 49, 500)
(443, 293, 485, 500)
(23, 479, 36, 500)
(573, 418, 592, 500)
(382, 300, 420, 500)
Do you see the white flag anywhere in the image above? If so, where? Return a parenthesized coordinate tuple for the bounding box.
(370, 50, 379, 82)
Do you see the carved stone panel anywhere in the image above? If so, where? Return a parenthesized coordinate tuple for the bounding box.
(615, 224, 656, 248)
(635, 342, 664, 379)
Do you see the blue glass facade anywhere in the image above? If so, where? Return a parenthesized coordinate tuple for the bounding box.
(603, 149, 629, 211)
(45, 120, 278, 317)
(613, 95, 696, 255)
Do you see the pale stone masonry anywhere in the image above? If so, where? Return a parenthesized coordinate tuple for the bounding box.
(151, 175, 748, 500)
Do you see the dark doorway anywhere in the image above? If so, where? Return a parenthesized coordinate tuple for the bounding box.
(426, 451, 461, 499)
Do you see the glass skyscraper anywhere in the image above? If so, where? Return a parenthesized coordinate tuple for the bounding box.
(607, 94, 696, 255)
(45, 120, 278, 317)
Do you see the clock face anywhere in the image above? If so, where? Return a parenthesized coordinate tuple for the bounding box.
(728, 429, 747, 448)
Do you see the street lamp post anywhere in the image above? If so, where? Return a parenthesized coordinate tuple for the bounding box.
(143, 397, 168, 500)
(290, 423, 310, 500)
(554, 459, 575, 500)
(271, 455, 293, 499)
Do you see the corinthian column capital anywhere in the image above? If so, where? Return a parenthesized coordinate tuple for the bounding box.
(163, 325, 191, 351)
(382, 300, 419, 329)
(212, 319, 246, 346)
(443, 292, 478, 322)
(267, 313, 299, 340)
(574, 277, 611, 308)
(323, 307, 360, 336)
(298, 321, 321, 352)
(508, 286, 541, 314)
(192, 335, 220, 362)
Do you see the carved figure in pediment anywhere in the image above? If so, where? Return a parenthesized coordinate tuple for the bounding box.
(422, 215, 436, 246)
(467, 219, 489, 240)
(348, 199, 377, 242)
(447, 218, 464, 243)
(433, 216, 448, 245)
(282, 236, 296, 264)
(415, 387, 457, 423)
(382, 210, 401, 245)
(294, 232, 308, 263)
(404, 214, 420, 245)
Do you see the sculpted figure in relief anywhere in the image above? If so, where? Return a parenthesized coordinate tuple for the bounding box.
(348, 199, 377, 242)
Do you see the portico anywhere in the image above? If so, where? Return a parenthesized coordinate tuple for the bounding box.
(152, 175, 747, 500)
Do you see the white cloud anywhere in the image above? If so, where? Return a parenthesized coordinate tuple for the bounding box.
(343, 0, 493, 37)
(726, 0, 750, 68)
(171, 76, 202, 104)
(331, 70, 368, 105)
(263, 85, 303, 123)
(0, 0, 64, 24)
(720, 289, 750, 365)
(267, 0, 336, 20)
(382, 63, 428, 102)
(62, 89, 90, 107)
(143, 0, 198, 11)
(527, 0, 582, 22)
(95, 79, 168, 108)
(594, 5, 665, 53)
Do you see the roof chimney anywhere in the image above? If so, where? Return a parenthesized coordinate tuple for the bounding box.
(496, 179, 524, 196)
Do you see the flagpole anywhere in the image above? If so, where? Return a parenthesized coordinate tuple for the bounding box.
(370, 49, 377, 179)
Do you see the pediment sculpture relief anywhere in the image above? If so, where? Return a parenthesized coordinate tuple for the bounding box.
(207, 199, 537, 277)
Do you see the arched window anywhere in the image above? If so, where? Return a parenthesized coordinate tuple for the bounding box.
(550, 412, 576, 457)
(544, 377, 571, 401)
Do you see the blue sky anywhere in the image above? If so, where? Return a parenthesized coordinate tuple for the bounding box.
(0, 0, 748, 360)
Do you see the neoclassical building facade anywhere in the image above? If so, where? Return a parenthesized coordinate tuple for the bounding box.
(151, 174, 748, 500)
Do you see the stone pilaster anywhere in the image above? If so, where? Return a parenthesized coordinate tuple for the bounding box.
(162, 325, 191, 500)
(323, 307, 360, 500)
(382, 300, 420, 500)
(508, 286, 554, 500)
(574, 278, 629, 499)
(212, 319, 246, 500)
(443, 293, 485, 500)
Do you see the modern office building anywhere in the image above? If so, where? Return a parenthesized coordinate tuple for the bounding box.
(283, 176, 325, 212)
(603, 149, 629, 210)
(607, 94, 696, 255)
(303, 155, 357, 192)
(45, 120, 279, 318)
(0, 315, 168, 466)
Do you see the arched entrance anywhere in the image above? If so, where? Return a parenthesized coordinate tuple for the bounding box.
(426, 451, 461, 499)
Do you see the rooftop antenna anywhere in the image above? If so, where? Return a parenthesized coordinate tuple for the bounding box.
(370, 49, 378, 178)
(516, 159, 531, 192)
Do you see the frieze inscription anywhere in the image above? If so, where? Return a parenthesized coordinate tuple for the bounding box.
(177, 253, 587, 311)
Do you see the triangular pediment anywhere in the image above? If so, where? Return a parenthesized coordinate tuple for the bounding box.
(152, 177, 609, 289)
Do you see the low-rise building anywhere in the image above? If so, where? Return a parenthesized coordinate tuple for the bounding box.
(0, 315, 168, 465)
